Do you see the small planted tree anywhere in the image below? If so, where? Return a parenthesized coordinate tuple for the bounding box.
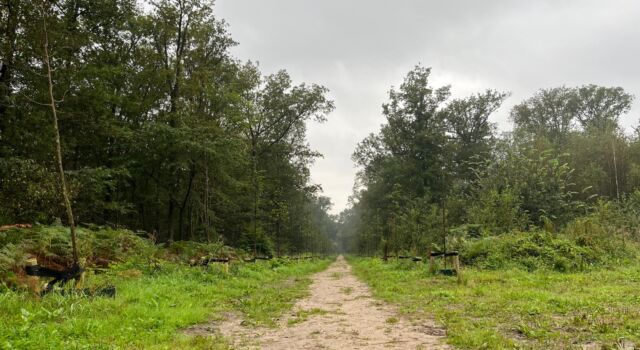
(39, 1, 78, 264)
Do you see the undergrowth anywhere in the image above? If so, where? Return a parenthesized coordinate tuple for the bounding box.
(461, 230, 637, 272)
(454, 206, 640, 272)
(0, 225, 332, 349)
(0, 225, 247, 289)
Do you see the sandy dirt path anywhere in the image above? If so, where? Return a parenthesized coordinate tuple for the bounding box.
(210, 256, 450, 349)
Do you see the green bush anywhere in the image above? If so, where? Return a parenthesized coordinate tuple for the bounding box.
(461, 231, 614, 272)
(459, 198, 640, 273)
(0, 225, 268, 289)
(0, 225, 158, 279)
(164, 240, 239, 263)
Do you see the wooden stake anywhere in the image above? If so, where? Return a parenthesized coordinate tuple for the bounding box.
(428, 249, 435, 274)
(453, 255, 462, 283)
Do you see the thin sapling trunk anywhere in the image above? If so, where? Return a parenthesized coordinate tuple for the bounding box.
(41, 2, 79, 264)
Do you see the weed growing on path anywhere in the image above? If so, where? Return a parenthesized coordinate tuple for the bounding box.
(340, 286, 354, 295)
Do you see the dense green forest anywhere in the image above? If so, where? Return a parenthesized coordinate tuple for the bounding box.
(0, 0, 337, 256)
(5, 0, 637, 267)
(339, 65, 640, 269)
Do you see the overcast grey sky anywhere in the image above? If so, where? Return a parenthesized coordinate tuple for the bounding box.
(216, 0, 640, 214)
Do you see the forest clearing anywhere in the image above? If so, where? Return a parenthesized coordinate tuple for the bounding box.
(2, 0, 640, 349)
(1, 238, 638, 349)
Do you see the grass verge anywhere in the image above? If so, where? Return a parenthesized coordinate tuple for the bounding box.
(349, 257, 640, 349)
(0, 258, 331, 349)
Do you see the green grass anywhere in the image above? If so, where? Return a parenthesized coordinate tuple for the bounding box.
(0, 258, 331, 349)
(340, 286, 353, 295)
(286, 307, 329, 326)
(349, 257, 640, 349)
(330, 271, 343, 279)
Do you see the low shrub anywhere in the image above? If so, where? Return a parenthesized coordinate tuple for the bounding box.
(0, 225, 282, 291)
(461, 229, 637, 272)
(0, 225, 159, 289)
(162, 240, 246, 266)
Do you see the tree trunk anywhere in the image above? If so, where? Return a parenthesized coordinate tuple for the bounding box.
(0, 0, 18, 127)
(189, 203, 194, 241)
(41, 2, 78, 264)
(612, 135, 620, 201)
(276, 217, 281, 257)
(154, 185, 161, 239)
(204, 160, 210, 242)
(252, 148, 259, 256)
(168, 198, 175, 241)
(178, 164, 196, 240)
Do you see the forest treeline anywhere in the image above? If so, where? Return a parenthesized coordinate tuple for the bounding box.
(0, 0, 337, 255)
(340, 65, 640, 267)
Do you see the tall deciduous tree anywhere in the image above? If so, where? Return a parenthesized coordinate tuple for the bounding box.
(241, 67, 334, 254)
(511, 87, 577, 147)
(350, 66, 508, 254)
(0, 0, 338, 257)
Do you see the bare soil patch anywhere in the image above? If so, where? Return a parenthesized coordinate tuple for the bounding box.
(188, 256, 450, 349)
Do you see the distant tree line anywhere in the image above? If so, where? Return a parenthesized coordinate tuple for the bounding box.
(0, 0, 337, 255)
(340, 65, 640, 255)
